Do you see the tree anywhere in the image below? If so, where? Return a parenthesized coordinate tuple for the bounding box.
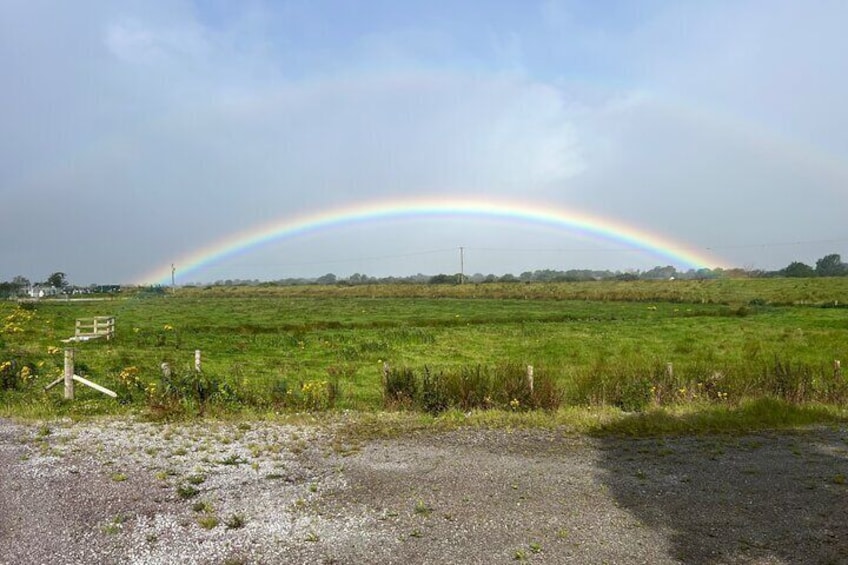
(45, 272, 68, 288)
(815, 254, 847, 277)
(640, 266, 678, 280)
(428, 274, 455, 284)
(782, 261, 815, 278)
(315, 273, 337, 285)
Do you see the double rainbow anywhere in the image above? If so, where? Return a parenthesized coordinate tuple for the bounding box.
(136, 197, 726, 285)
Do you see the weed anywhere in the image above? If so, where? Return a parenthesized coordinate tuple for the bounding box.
(197, 515, 219, 529)
(192, 500, 214, 513)
(413, 499, 432, 516)
(218, 454, 248, 466)
(100, 515, 125, 535)
(305, 531, 320, 542)
(225, 513, 246, 529)
(186, 474, 206, 485)
(110, 472, 128, 482)
(177, 484, 200, 499)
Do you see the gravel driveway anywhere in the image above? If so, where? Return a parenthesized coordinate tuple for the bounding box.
(1, 417, 846, 564)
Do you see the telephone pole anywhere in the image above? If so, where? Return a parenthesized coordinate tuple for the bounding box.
(459, 247, 465, 284)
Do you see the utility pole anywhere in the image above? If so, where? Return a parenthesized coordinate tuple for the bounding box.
(171, 264, 176, 287)
(459, 247, 465, 284)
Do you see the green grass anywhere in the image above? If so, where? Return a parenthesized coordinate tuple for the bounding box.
(1, 279, 847, 432)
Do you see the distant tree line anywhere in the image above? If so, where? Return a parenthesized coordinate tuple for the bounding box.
(3, 253, 846, 295)
(184, 253, 842, 287)
(779, 253, 847, 278)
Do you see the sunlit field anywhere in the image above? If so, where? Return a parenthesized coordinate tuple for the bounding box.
(2, 278, 848, 430)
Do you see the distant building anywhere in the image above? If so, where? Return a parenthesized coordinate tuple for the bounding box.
(28, 285, 60, 298)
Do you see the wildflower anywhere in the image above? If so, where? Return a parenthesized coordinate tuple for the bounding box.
(510, 398, 520, 410)
(119, 366, 140, 386)
(163, 324, 174, 331)
(47, 346, 60, 355)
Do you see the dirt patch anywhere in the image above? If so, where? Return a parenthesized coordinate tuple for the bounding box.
(1, 418, 846, 564)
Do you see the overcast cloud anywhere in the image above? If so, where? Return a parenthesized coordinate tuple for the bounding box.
(2, 0, 846, 284)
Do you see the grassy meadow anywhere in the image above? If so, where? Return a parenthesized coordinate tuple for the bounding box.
(2, 278, 848, 431)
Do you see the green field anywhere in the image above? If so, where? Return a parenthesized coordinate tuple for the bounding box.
(2, 278, 848, 428)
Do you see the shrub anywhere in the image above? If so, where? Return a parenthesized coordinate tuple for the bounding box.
(266, 378, 337, 411)
(0, 359, 18, 390)
(382, 363, 562, 413)
(383, 366, 417, 408)
(420, 366, 449, 414)
(148, 370, 228, 416)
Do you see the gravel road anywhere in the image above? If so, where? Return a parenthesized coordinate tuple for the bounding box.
(1, 417, 846, 564)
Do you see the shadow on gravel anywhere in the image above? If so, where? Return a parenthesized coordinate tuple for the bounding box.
(595, 414, 848, 563)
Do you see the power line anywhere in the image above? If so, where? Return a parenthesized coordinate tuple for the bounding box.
(197, 237, 848, 276)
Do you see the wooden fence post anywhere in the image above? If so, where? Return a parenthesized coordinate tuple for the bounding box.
(382, 362, 390, 386)
(161, 362, 171, 379)
(666, 362, 674, 379)
(64, 349, 74, 400)
(527, 365, 534, 394)
(195, 350, 202, 372)
(835, 360, 842, 378)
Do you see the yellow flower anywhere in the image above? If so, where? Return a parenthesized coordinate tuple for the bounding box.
(163, 324, 174, 331)
(119, 366, 141, 386)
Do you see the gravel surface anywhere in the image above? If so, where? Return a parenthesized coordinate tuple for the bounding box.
(1, 417, 847, 564)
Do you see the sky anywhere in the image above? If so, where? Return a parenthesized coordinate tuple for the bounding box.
(2, 0, 847, 285)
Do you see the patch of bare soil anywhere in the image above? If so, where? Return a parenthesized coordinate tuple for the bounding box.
(1, 418, 846, 564)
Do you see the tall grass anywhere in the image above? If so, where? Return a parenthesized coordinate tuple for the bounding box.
(1, 279, 847, 424)
(384, 363, 563, 413)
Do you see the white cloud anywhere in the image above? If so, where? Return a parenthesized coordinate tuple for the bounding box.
(2, 0, 848, 282)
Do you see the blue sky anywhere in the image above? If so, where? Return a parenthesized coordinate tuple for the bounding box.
(2, 1, 846, 284)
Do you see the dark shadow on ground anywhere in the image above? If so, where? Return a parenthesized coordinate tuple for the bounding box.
(594, 410, 848, 563)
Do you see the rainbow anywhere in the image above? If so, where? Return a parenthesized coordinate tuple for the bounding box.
(136, 197, 728, 285)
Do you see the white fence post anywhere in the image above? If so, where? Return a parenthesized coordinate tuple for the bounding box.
(195, 350, 202, 372)
(527, 365, 534, 394)
(64, 349, 74, 400)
